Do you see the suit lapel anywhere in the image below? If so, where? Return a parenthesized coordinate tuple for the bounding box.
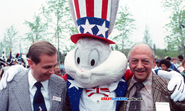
(13, 70, 32, 111)
(152, 73, 157, 111)
(49, 76, 65, 111)
(115, 76, 127, 111)
(152, 73, 170, 111)
(118, 77, 132, 111)
(67, 75, 82, 111)
(121, 82, 130, 111)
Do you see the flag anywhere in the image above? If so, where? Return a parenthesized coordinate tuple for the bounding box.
(6, 49, 13, 65)
(7, 49, 12, 59)
(2, 48, 6, 60)
(19, 52, 22, 59)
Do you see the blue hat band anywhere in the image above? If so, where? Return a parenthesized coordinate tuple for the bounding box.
(77, 17, 110, 39)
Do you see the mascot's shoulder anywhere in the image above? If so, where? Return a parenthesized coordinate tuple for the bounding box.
(124, 69, 133, 81)
(62, 73, 68, 81)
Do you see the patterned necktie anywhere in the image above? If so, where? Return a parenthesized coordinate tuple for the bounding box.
(33, 82, 47, 111)
(128, 82, 144, 111)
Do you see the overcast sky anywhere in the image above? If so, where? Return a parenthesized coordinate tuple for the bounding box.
(0, 0, 172, 50)
(0, 0, 45, 41)
(118, 0, 172, 49)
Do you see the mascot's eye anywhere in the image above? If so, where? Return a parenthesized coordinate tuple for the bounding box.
(89, 50, 99, 66)
(77, 57, 80, 64)
(91, 59, 95, 66)
(75, 48, 81, 64)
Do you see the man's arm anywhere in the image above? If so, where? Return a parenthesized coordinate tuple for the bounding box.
(0, 65, 26, 90)
(0, 87, 8, 110)
(155, 69, 185, 102)
(170, 63, 180, 73)
(172, 98, 185, 111)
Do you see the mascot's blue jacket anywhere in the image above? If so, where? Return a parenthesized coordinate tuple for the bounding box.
(65, 74, 127, 111)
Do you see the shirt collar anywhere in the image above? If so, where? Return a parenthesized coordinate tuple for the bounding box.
(28, 70, 49, 91)
(128, 72, 152, 94)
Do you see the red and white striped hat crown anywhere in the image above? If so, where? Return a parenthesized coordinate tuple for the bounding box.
(69, 0, 119, 44)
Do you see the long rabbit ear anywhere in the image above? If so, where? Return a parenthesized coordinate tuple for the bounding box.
(68, 0, 78, 28)
(68, 0, 120, 35)
(108, 0, 119, 36)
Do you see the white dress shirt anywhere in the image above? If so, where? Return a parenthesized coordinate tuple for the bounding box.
(126, 73, 153, 111)
(28, 70, 50, 111)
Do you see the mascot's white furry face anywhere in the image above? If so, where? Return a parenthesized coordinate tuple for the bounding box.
(65, 38, 128, 88)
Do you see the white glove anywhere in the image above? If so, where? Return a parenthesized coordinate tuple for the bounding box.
(157, 70, 185, 102)
(167, 75, 185, 102)
(0, 65, 25, 90)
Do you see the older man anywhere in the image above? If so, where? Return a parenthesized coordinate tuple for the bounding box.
(118, 43, 185, 111)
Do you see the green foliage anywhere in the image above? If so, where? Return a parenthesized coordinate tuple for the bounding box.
(0, 41, 4, 55)
(163, 0, 185, 55)
(57, 50, 68, 63)
(162, 0, 184, 11)
(41, 0, 77, 53)
(115, 44, 119, 50)
(57, 51, 62, 63)
(113, 6, 136, 52)
(143, 25, 153, 47)
(3, 25, 19, 56)
(154, 48, 167, 59)
(24, 14, 48, 43)
(65, 45, 75, 52)
(41, 0, 70, 36)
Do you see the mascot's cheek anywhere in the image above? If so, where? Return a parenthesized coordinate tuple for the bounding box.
(76, 69, 92, 83)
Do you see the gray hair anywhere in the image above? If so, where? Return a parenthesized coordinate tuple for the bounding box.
(128, 42, 155, 61)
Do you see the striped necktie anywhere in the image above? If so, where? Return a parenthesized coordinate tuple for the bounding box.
(129, 82, 144, 111)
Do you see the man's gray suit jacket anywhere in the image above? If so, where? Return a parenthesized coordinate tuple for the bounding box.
(0, 69, 67, 111)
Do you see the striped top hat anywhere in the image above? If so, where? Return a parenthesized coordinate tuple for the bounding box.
(69, 0, 119, 44)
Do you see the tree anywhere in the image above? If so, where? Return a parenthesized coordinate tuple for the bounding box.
(0, 41, 4, 56)
(143, 25, 153, 47)
(153, 44, 156, 52)
(41, 0, 69, 39)
(41, 0, 77, 63)
(163, 0, 185, 56)
(113, 6, 136, 53)
(3, 25, 18, 57)
(24, 14, 48, 44)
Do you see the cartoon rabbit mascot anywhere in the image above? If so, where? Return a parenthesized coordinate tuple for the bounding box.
(0, 0, 185, 110)
(64, 0, 128, 110)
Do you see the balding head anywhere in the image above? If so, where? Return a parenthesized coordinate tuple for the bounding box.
(128, 43, 155, 61)
(128, 43, 156, 82)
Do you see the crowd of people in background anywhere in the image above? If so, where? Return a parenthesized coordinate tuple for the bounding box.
(153, 54, 185, 81)
(0, 53, 66, 80)
(1, 52, 185, 81)
(54, 62, 66, 77)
